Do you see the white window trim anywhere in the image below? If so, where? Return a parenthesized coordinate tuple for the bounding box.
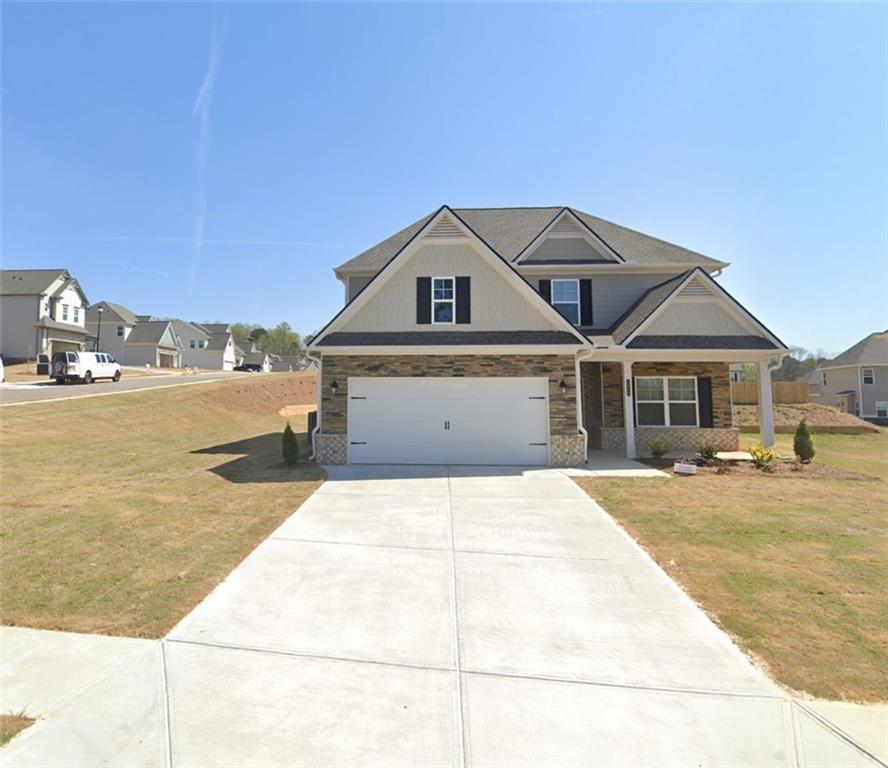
(551, 278, 580, 326)
(635, 376, 699, 428)
(876, 401, 888, 418)
(62, 304, 69, 321)
(862, 368, 875, 385)
(431, 276, 455, 325)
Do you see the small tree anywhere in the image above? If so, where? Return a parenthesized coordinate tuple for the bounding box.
(282, 422, 299, 465)
(793, 419, 815, 463)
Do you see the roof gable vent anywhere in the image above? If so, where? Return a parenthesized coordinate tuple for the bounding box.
(549, 215, 584, 237)
(679, 276, 713, 297)
(425, 215, 464, 240)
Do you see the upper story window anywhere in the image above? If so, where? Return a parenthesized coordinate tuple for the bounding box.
(190, 339, 196, 349)
(551, 279, 580, 325)
(62, 304, 69, 321)
(432, 277, 455, 324)
(199, 340, 206, 349)
(862, 368, 875, 385)
(117, 325, 124, 336)
(636, 376, 698, 427)
(73, 307, 80, 323)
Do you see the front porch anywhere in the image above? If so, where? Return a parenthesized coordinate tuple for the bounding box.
(579, 358, 777, 459)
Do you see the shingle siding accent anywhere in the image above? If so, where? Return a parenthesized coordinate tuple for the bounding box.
(319, 354, 579, 436)
(600, 362, 733, 429)
(319, 331, 580, 346)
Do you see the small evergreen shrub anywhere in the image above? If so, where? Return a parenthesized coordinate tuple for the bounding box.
(749, 444, 777, 469)
(697, 443, 719, 465)
(282, 422, 299, 465)
(647, 440, 670, 459)
(793, 419, 815, 463)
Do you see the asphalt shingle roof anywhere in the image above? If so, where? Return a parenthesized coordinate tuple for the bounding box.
(92, 301, 139, 325)
(334, 207, 725, 273)
(822, 331, 888, 368)
(126, 321, 177, 346)
(206, 332, 232, 351)
(0, 269, 68, 295)
(607, 271, 692, 344)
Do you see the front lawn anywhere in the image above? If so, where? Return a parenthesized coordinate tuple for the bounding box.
(0, 374, 323, 638)
(575, 429, 888, 702)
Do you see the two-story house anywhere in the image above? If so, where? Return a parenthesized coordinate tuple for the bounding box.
(190, 323, 237, 370)
(86, 302, 183, 368)
(0, 269, 89, 361)
(815, 331, 888, 424)
(307, 206, 787, 465)
(85, 300, 138, 360)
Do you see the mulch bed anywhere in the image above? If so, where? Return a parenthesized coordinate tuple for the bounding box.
(643, 458, 876, 481)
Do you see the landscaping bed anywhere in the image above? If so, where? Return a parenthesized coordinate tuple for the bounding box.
(576, 429, 888, 702)
(0, 374, 324, 638)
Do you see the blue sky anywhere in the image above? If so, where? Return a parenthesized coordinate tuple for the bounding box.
(2, 2, 885, 355)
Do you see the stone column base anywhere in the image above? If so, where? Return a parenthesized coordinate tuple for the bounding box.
(550, 434, 586, 467)
(315, 433, 347, 464)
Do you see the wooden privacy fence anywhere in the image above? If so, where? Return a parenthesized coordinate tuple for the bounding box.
(731, 381, 810, 405)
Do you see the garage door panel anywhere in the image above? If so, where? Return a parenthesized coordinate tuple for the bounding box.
(347, 377, 550, 466)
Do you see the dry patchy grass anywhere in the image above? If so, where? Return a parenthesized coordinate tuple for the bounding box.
(576, 430, 888, 702)
(0, 712, 34, 746)
(0, 374, 323, 638)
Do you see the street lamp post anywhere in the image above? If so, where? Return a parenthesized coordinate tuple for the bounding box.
(95, 306, 104, 352)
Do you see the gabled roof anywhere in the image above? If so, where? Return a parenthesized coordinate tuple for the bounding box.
(169, 318, 210, 338)
(0, 269, 89, 303)
(200, 323, 231, 334)
(335, 207, 726, 273)
(311, 206, 593, 351)
(90, 300, 138, 325)
(126, 320, 179, 347)
(606, 268, 785, 350)
(821, 331, 888, 369)
(243, 350, 269, 364)
(35, 316, 88, 335)
(206, 332, 232, 351)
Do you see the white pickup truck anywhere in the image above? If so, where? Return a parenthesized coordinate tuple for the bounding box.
(51, 351, 121, 384)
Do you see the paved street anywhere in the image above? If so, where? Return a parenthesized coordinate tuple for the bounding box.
(2, 466, 884, 766)
(0, 370, 249, 405)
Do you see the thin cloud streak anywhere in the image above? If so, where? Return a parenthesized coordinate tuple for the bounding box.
(189, 12, 227, 292)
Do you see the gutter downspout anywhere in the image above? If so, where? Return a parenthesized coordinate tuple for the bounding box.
(306, 350, 322, 462)
(575, 348, 596, 464)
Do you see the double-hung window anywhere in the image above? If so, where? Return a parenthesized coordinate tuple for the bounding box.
(862, 368, 875, 385)
(117, 325, 124, 337)
(61, 304, 69, 321)
(551, 279, 580, 325)
(73, 307, 80, 323)
(876, 401, 888, 419)
(432, 277, 455, 324)
(635, 377, 698, 427)
(190, 339, 196, 349)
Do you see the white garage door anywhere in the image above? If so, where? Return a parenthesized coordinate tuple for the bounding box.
(347, 377, 549, 465)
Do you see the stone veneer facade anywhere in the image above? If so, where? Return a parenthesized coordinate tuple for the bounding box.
(599, 361, 738, 456)
(315, 354, 585, 466)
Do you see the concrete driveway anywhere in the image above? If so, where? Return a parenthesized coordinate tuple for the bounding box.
(3, 466, 882, 766)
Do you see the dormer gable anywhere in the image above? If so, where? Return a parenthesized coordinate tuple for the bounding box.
(515, 209, 623, 265)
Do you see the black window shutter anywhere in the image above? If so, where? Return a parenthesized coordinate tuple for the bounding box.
(539, 279, 551, 302)
(416, 277, 431, 324)
(697, 377, 713, 427)
(579, 279, 593, 326)
(455, 276, 471, 324)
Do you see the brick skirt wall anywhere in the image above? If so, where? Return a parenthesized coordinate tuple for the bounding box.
(318, 354, 583, 466)
(602, 427, 739, 457)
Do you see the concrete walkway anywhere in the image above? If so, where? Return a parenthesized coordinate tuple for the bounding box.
(2, 466, 885, 766)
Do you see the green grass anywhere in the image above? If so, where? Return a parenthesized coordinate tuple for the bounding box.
(576, 430, 888, 702)
(0, 375, 323, 638)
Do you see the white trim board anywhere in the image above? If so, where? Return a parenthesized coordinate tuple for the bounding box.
(514, 208, 625, 264)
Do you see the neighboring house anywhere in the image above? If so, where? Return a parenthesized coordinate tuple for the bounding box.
(271, 354, 312, 372)
(191, 323, 237, 370)
(169, 319, 212, 367)
(0, 269, 89, 360)
(86, 300, 138, 359)
(243, 350, 272, 372)
(123, 320, 183, 368)
(815, 331, 888, 423)
(307, 206, 787, 466)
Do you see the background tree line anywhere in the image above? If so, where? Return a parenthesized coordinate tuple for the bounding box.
(228, 322, 317, 358)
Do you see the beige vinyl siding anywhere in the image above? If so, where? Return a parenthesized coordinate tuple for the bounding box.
(860, 365, 888, 416)
(819, 366, 862, 413)
(529, 237, 609, 263)
(347, 276, 372, 303)
(643, 302, 750, 336)
(340, 244, 559, 333)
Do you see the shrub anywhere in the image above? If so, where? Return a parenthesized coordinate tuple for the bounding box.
(282, 422, 299, 465)
(697, 443, 719, 465)
(647, 440, 670, 459)
(749, 444, 777, 469)
(793, 419, 816, 463)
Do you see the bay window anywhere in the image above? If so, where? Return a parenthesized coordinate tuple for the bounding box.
(635, 377, 698, 427)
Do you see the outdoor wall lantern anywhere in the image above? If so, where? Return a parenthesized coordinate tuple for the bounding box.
(559, 376, 568, 395)
(329, 380, 339, 396)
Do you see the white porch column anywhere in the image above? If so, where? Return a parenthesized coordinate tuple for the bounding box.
(758, 360, 775, 447)
(622, 360, 636, 459)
